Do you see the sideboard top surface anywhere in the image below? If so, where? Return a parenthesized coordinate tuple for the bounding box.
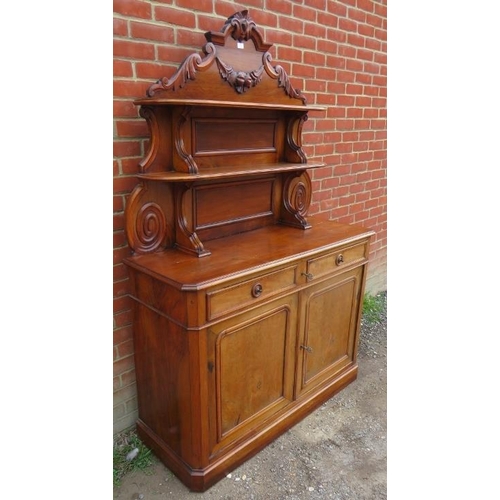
(124, 217, 374, 290)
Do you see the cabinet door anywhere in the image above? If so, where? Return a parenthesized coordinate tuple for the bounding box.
(207, 295, 297, 457)
(296, 266, 363, 397)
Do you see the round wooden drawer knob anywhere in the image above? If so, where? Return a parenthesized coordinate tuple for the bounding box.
(252, 283, 263, 298)
(336, 254, 344, 266)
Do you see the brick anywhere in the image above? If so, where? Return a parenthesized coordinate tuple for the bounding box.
(268, 0, 293, 15)
(113, 382, 137, 405)
(364, 84, 379, 96)
(336, 119, 354, 130)
(113, 195, 124, 213)
(135, 61, 176, 79)
(113, 275, 131, 298)
(359, 131, 375, 141)
(292, 64, 316, 78)
(346, 59, 363, 72)
(121, 157, 142, 175)
(366, 13, 383, 28)
(121, 369, 137, 388)
(113, 39, 155, 60)
(327, 55, 346, 69)
(363, 108, 379, 118)
(277, 46, 302, 63)
(113, 0, 152, 19)
(154, 5, 196, 26)
(327, 1, 347, 17)
(114, 262, 131, 281)
(365, 37, 381, 52)
(294, 34, 316, 50)
(114, 18, 128, 36)
(339, 18, 357, 33)
(346, 83, 363, 94)
(328, 81, 346, 94)
(114, 99, 139, 118)
(305, 79, 327, 93)
(114, 59, 133, 77)
(293, 5, 317, 22)
(114, 246, 133, 266)
(336, 70, 355, 82)
(176, 0, 213, 12)
(305, 21, 327, 39)
(269, 28, 292, 46)
(115, 118, 149, 138)
(279, 16, 303, 34)
(350, 7, 368, 24)
(356, 0, 374, 12)
(353, 141, 369, 151)
(312, 166, 334, 179)
(355, 73, 372, 84)
(338, 45, 356, 58)
(374, 28, 386, 41)
(113, 403, 125, 420)
(114, 175, 139, 194)
(117, 338, 135, 358)
(113, 140, 141, 158)
(337, 95, 355, 106)
(176, 27, 205, 47)
(113, 354, 135, 377)
(356, 48, 373, 61)
(348, 34, 366, 50)
(358, 23, 375, 37)
(130, 21, 174, 42)
(318, 11, 339, 29)
(114, 308, 134, 328)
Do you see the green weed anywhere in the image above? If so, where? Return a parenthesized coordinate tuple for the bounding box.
(113, 429, 157, 486)
(362, 292, 386, 324)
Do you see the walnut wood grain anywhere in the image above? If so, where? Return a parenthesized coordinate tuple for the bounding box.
(124, 10, 374, 492)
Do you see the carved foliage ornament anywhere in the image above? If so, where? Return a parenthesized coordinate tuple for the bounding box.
(147, 10, 306, 104)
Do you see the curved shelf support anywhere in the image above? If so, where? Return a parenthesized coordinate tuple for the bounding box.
(173, 183, 211, 257)
(281, 170, 312, 229)
(125, 182, 173, 254)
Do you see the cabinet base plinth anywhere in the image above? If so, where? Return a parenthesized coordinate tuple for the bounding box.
(136, 364, 358, 492)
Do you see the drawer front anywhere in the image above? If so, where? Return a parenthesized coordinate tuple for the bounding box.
(206, 265, 297, 320)
(306, 241, 368, 280)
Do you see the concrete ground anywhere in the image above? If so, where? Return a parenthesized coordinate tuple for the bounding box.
(114, 292, 387, 500)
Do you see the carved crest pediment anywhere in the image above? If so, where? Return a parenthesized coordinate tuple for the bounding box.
(146, 10, 306, 104)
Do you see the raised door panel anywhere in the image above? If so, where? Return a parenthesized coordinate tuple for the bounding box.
(296, 267, 363, 397)
(207, 295, 297, 457)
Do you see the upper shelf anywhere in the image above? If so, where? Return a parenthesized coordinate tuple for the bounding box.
(137, 162, 326, 182)
(134, 97, 326, 113)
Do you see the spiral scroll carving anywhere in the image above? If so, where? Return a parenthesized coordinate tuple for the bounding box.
(146, 43, 216, 96)
(135, 202, 167, 253)
(286, 176, 311, 216)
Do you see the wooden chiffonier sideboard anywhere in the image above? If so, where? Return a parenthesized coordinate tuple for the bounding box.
(123, 10, 375, 492)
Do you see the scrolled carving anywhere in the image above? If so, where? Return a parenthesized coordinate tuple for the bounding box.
(281, 171, 312, 229)
(221, 10, 257, 42)
(286, 112, 308, 163)
(284, 172, 312, 216)
(125, 183, 171, 254)
(138, 106, 159, 172)
(216, 57, 264, 94)
(263, 52, 307, 104)
(146, 43, 216, 97)
(136, 202, 167, 252)
(174, 107, 198, 173)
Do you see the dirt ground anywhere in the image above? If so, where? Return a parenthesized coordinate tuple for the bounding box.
(114, 292, 387, 500)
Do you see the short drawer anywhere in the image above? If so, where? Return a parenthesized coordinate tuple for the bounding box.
(306, 241, 368, 280)
(206, 265, 297, 320)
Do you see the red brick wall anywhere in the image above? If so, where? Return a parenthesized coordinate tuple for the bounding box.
(113, 0, 387, 433)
